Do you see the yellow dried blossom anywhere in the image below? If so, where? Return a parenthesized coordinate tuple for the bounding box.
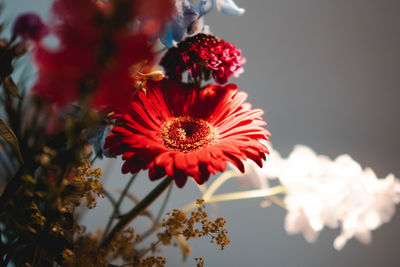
(110, 227, 141, 261)
(100, 200, 229, 266)
(139, 256, 167, 267)
(51, 223, 65, 237)
(66, 161, 104, 210)
(28, 201, 46, 229)
(61, 249, 74, 264)
(31, 211, 46, 228)
(195, 257, 204, 267)
(154, 199, 230, 262)
(66, 230, 107, 267)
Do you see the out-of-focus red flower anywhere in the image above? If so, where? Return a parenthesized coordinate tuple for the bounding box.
(134, 0, 175, 35)
(161, 33, 246, 84)
(32, 0, 156, 109)
(133, 0, 174, 17)
(12, 13, 49, 42)
(104, 79, 270, 188)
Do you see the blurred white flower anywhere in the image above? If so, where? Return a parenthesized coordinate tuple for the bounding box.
(240, 145, 400, 250)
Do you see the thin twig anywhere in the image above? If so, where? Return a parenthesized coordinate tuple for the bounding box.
(206, 186, 286, 204)
(155, 183, 173, 223)
(138, 184, 174, 241)
(182, 186, 286, 213)
(102, 173, 138, 239)
(119, 192, 154, 221)
(267, 195, 287, 210)
(100, 178, 173, 250)
(202, 170, 239, 201)
(103, 189, 117, 209)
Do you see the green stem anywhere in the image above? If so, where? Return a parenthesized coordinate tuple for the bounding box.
(102, 173, 138, 239)
(100, 177, 173, 250)
(155, 183, 173, 223)
(139, 183, 173, 241)
(202, 170, 238, 201)
(90, 152, 100, 165)
(103, 189, 117, 208)
(31, 246, 40, 267)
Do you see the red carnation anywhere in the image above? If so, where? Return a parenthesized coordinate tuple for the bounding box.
(161, 33, 246, 84)
(104, 79, 270, 188)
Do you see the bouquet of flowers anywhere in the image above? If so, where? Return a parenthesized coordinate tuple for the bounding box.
(0, 0, 399, 266)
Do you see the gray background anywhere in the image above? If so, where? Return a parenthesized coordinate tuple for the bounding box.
(5, 0, 400, 266)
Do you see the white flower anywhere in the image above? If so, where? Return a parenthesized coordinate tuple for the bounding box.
(331, 161, 400, 250)
(240, 144, 400, 250)
(280, 146, 340, 243)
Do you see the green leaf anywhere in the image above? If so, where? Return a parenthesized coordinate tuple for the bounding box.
(0, 118, 23, 163)
(3, 76, 21, 99)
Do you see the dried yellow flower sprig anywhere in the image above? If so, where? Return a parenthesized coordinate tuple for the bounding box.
(66, 161, 104, 210)
(67, 227, 142, 266)
(138, 256, 167, 267)
(63, 227, 107, 267)
(195, 257, 205, 267)
(119, 200, 229, 267)
(110, 227, 142, 261)
(157, 199, 230, 251)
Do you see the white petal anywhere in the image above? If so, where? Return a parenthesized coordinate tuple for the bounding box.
(216, 0, 245, 16)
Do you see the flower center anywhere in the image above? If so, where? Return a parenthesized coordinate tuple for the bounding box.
(161, 116, 215, 152)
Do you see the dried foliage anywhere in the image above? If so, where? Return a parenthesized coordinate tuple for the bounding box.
(157, 199, 230, 251)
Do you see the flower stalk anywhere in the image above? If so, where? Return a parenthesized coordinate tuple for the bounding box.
(202, 170, 240, 200)
(206, 186, 286, 204)
(183, 185, 286, 213)
(100, 177, 173, 250)
(102, 173, 139, 238)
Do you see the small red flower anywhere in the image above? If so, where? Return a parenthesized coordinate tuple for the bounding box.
(12, 13, 49, 42)
(104, 79, 270, 188)
(161, 33, 246, 84)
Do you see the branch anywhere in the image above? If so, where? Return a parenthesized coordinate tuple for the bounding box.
(100, 178, 173, 250)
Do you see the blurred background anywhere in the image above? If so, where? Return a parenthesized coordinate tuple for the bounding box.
(4, 0, 400, 266)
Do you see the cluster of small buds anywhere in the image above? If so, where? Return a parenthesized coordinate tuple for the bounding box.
(29, 201, 46, 230)
(37, 146, 56, 166)
(158, 209, 186, 245)
(157, 199, 230, 255)
(110, 227, 142, 261)
(50, 222, 65, 237)
(139, 256, 167, 267)
(69, 162, 104, 209)
(66, 228, 107, 267)
(61, 249, 74, 264)
(195, 257, 205, 267)
(30, 210, 46, 228)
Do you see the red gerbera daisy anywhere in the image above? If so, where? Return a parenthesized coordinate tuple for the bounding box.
(160, 33, 246, 84)
(104, 79, 270, 188)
